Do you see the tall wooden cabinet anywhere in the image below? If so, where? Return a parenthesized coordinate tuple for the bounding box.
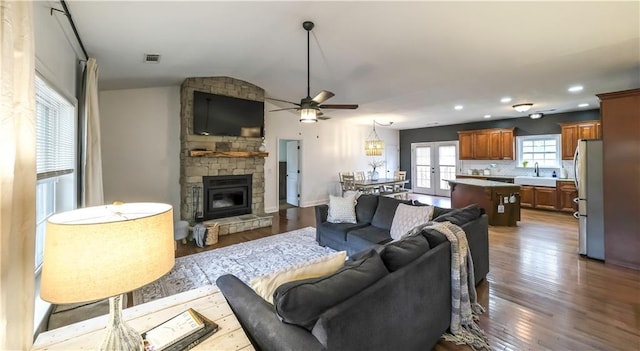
(560, 120, 602, 159)
(597, 89, 640, 270)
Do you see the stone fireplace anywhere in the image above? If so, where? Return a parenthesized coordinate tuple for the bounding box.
(180, 77, 272, 234)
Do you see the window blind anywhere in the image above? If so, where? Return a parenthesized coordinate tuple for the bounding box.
(35, 76, 75, 178)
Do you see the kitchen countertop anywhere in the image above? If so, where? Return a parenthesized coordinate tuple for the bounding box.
(447, 178, 522, 187)
(456, 174, 515, 179)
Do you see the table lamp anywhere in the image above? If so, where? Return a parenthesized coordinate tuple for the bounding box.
(40, 202, 175, 351)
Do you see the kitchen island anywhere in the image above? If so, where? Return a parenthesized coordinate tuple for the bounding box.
(447, 178, 521, 226)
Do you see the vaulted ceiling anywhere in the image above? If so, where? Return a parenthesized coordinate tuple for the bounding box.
(62, 1, 639, 129)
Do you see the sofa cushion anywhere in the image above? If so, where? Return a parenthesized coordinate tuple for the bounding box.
(250, 251, 347, 304)
(390, 204, 434, 240)
(380, 233, 431, 271)
(345, 226, 393, 256)
(371, 196, 412, 230)
(433, 204, 483, 226)
(317, 222, 370, 243)
(274, 249, 388, 330)
(355, 194, 379, 223)
(327, 194, 357, 223)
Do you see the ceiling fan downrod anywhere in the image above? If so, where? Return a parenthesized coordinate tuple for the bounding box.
(303, 21, 314, 99)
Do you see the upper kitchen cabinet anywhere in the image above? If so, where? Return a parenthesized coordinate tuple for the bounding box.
(597, 88, 640, 271)
(560, 120, 601, 159)
(458, 128, 515, 160)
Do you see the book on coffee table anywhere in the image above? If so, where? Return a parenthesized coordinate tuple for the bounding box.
(142, 308, 219, 351)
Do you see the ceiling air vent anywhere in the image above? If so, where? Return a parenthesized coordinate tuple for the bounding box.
(144, 53, 161, 64)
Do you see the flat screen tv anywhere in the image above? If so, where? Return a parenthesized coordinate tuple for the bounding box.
(193, 91, 264, 137)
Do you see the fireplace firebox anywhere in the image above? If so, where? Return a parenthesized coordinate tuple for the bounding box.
(202, 175, 252, 220)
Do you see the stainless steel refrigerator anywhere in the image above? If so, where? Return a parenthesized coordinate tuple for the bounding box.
(573, 139, 604, 260)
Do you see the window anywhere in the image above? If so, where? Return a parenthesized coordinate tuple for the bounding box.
(516, 134, 561, 168)
(35, 75, 77, 271)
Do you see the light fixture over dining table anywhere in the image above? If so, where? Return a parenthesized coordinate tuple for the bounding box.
(365, 120, 393, 156)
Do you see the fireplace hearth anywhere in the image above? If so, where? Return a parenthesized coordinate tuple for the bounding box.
(202, 175, 252, 221)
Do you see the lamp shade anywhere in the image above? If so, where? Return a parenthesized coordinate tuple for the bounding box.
(41, 202, 175, 304)
(300, 108, 318, 123)
(365, 139, 384, 156)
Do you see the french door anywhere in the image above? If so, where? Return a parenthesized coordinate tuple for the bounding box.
(411, 142, 458, 196)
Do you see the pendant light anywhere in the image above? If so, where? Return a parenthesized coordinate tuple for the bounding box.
(365, 120, 393, 156)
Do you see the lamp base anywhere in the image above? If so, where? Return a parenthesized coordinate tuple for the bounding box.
(100, 295, 144, 351)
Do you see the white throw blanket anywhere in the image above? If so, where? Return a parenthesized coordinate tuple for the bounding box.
(420, 221, 491, 350)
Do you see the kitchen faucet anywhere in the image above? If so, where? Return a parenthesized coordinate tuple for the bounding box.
(534, 162, 539, 177)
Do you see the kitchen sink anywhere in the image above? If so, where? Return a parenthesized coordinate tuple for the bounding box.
(514, 176, 557, 187)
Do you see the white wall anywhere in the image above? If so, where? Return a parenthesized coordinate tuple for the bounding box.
(263, 102, 399, 212)
(99, 87, 181, 219)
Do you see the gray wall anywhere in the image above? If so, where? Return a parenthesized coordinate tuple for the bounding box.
(399, 109, 600, 183)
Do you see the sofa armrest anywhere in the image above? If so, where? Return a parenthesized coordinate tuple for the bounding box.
(315, 205, 329, 242)
(461, 214, 489, 285)
(216, 275, 325, 351)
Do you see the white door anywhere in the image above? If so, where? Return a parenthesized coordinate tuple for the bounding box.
(286, 140, 300, 206)
(411, 142, 458, 196)
(384, 144, 399, 179)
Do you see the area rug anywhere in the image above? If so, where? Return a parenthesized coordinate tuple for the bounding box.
(132, 227, 336, 305)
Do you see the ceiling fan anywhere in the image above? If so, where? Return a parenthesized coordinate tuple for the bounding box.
(267, 21, 358, 123)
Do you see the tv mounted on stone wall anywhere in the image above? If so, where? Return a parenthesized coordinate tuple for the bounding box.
(193, 91, 264, 137)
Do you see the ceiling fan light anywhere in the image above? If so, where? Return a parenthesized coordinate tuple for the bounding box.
(300, 108, 318, 123)
(513, 103, 533, 113)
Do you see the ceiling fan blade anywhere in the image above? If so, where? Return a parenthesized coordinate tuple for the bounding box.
(319, 104, 359, 109)
(269, 107, 299, 112)
(312, 90, 335, 104)
(318, 116, 331, 120)
(265, 97, 300, 106)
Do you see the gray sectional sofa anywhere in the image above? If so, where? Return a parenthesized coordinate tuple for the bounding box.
(315, 194, 489, 285)
(216, 195, 490, 351)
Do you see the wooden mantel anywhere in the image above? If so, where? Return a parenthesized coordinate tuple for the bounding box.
(189, 150, 269, 158)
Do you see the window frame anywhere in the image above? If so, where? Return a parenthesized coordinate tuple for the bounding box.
(515, 134, 562, 169)
(34, 74, 78, 273)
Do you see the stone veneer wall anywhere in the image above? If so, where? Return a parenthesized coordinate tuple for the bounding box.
(180, 77, 266, 223)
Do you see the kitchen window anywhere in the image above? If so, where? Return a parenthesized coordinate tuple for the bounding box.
(516, 134, 561, 168)
(35, 75, 77, 272)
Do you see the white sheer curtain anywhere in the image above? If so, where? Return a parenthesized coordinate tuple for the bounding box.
(83, 57, 104, 206)
(0, 1, 36, 349)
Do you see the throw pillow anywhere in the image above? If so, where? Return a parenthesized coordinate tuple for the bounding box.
(433, 204, 483, 226)
(327, 194, 357, 223)
(274, 249, 388, 331)
(380, 233, 431, 272)
(389, 203, 434, 240)
(250, 251, 347, 304)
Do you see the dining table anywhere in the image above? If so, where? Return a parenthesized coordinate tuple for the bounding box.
(346, 178, 409, 195)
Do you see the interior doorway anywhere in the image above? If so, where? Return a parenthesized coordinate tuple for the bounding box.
(411, 141, 458, 196)
(278, 139, 301, 209)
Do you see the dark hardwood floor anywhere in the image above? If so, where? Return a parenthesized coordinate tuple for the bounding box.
(176, 194, 640, 350)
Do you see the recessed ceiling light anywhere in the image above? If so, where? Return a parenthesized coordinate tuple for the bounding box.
(578, 103, 590, 108)
(454, 105, 463, 110)
(483, 114, 491, 119)
(568, 85, 584, 92)
(500, 97, 512, 103)
(529, 113, 543, 119)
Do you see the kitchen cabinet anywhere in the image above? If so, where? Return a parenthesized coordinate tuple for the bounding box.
(519, 185, 557, 210)
(519, 186, 534, 208)
(560, 120, 601, 160)
(557, 180, 577, 212)
(458, 132, 474, 159)
(597, 88, 640, 270)
(458, 128, 515, 160)
(534, 187, 558, 210)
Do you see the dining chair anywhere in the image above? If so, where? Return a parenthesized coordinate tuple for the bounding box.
(341, 174, 356, 195)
